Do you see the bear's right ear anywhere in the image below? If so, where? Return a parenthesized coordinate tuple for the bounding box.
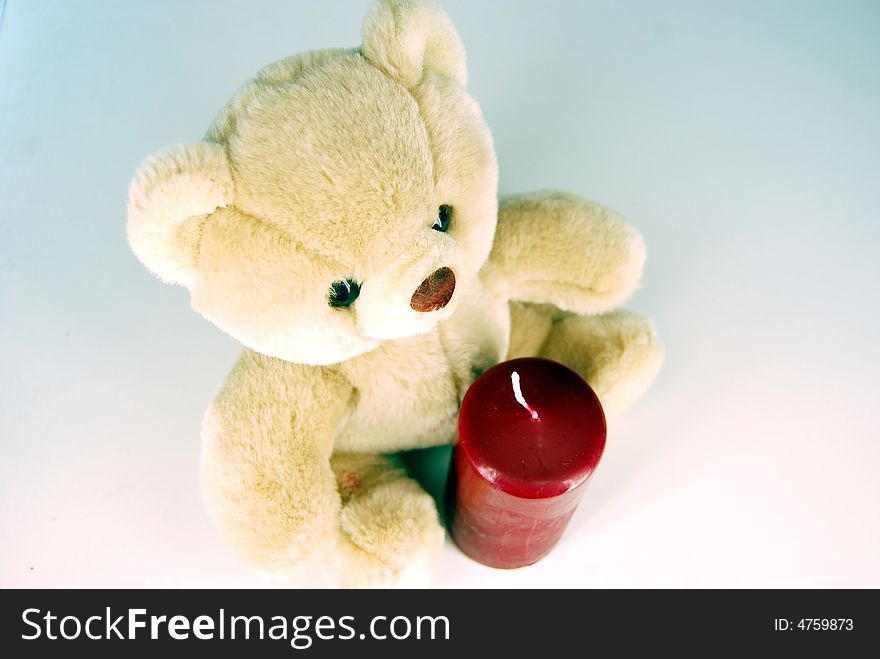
(362, 0, 467, 88)
(127, 142, 233, 288)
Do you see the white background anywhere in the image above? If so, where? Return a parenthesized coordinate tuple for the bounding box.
(2, 0, 878, 588)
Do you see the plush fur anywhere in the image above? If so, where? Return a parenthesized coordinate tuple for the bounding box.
(127, 0, 662, 587)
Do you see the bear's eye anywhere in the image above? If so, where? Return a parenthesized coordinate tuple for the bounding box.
(433, 205, 452, 232)
(328, 279, 361, 308)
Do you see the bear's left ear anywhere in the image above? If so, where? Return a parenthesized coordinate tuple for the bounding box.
(361, 0, 467, 88)
(127, 142, 233, 289)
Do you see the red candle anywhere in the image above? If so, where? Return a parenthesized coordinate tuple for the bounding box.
(447, 357, 607, 568)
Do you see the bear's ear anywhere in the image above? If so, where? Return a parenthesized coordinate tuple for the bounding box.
(361, 0, 467, 88)
(127, 142, 233, 288)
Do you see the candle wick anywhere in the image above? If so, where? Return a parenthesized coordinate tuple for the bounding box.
(511, 371, 539, 420)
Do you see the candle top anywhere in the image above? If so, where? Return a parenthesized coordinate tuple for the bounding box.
(457, 358, 606, 499)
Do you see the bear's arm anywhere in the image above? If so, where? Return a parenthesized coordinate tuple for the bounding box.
(481, 191, 646, 314)
(200, 348, 353, 572)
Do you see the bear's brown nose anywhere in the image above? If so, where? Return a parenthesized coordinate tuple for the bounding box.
(410, 267, 456, 312)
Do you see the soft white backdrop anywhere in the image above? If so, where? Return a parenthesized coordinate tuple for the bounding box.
(2, 0, 878, 588)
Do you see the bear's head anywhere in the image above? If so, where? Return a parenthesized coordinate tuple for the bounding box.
(128, 0, 498, 365)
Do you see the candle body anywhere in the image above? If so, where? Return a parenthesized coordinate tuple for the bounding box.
(447, 358, 606, 569)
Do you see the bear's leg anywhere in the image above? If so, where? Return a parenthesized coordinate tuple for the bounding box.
(507, 302, 663, 416)
(324, 452, 445, 588)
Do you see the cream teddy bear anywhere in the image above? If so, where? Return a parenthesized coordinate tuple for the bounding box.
(127, 0, 662, 587)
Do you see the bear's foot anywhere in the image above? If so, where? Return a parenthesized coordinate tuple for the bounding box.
(324, 453, 445, 588)
(539, 309, 663, 416)
(508, 303, 662, 416)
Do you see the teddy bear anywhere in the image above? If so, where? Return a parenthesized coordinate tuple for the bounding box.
(127, 0, 662, 587)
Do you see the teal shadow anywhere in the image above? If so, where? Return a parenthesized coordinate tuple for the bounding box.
(399, 444, 454, 522)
